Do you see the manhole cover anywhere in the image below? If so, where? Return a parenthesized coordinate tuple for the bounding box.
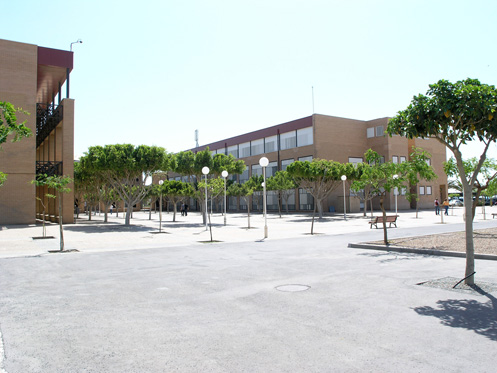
(275, 284, 311, 292)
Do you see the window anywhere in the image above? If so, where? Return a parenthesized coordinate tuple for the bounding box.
(380, 156, 385, 164)
(267, 161, 278, 177)
(299, 188, 314, 210)
(280, 131, 297, 150)
(251, 139, 264, 156)
(228, 196, 238, 210)
(400, 156, 406, 163)
(227, 145, 238, 158)
(251, 164, 262, 177)
(211, 150, 217, 156)
(267, 191, 279, 210)
(239, 166, 249, 183)
(426, 186, 432, 195)
(401, 188, 407, 196)
(265, 135, 277, 153)
(367, 127, 375, 138)
(283, 189, 296, 211)
(298, 156, 312, 162)
(348, 157, 363, 164)
(281, 159, 294, 170)
(376, 126, 384, 137)
(419, 186, 425, 195)
(426, 158, 431, 166)
(297, 127, 313, 147)
(392, 156, 398, 164)
(239, 142, 250, 158)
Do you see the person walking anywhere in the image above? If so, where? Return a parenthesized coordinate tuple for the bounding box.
(434, 198, 440, 215)
(442, 198, 450, 215)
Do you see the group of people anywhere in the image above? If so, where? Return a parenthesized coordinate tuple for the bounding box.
(180, 203, 189, 216)
(434, 198, 449, 216)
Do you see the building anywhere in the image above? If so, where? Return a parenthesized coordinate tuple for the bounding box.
(0, 39, 75, 224)
(182, 114, 447, 213)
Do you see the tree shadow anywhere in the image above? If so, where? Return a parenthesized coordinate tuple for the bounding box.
(413, 287, 497, 342)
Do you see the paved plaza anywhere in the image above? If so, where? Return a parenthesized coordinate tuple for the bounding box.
(0, 207, 496, 372)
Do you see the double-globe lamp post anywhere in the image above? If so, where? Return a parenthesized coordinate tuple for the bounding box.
(341, 175, 347, 220)
(222, 170, 228, 226)
(158, 180, 164, 233)
(259, 157, 269, 238)
(202, 166, 209, 231)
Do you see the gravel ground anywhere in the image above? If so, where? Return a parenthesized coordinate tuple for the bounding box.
(379, 227, 497, 255)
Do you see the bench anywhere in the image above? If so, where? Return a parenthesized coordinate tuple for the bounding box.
(492, 213, 497, 219)
(369, 215, 398, 229)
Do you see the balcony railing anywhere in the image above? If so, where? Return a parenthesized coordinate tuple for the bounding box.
(36, 103, 63, 148)
(36, 161, 63, 176)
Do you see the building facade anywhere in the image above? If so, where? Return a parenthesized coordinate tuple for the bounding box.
(180, 114, 447, 213)
(0, 39, 75, 224)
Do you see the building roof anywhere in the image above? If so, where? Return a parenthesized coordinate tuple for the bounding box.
(37, 46, 73, 103)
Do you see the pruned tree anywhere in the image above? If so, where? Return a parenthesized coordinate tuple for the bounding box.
(266, 171, 297, 217)
(227, 182, 254, 228)
(388, 78, 497, 285)
(161, 180, 194, 222)
(83, 144, 169, 225)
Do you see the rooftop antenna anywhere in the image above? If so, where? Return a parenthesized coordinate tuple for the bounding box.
(195, 129, 199, 148)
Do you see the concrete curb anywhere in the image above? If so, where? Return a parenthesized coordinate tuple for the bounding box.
(348, 243, 497, 261)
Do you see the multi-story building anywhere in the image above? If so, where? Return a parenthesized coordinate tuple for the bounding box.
(183, 114, 447, 213)
(0, 39, 75, 224)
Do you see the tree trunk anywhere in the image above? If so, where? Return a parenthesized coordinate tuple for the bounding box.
(125, 204, 133, 225)
(380, 196, 388, 245)
(173, 202, 177, 222)
(104, 209, 108, 223)
(88, 205, 92, 221)
(311, 204, 316, 235)
(463, 185, 475, 285)
(317, 200, 323, 219)
(247, 202, 251, 229)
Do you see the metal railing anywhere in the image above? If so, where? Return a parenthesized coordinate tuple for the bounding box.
(36, 103, 63, 148)
(36, 161, 63, 176)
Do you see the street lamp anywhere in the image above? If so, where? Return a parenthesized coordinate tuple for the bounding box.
(393, 174, 399, 216)
(341, 175, 347, 220)
(70, 39, 83, 51)
(158, 180, 164, 233)
(202, 167, 209, 231)
(222, 170, 228, 226)
(259, 157, 269, 238)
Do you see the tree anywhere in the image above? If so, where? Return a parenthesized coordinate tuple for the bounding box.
(444, 157, 497, 219)
(83, 144, 169, 225)
(0, 101, 32, 186)
(161, 180, 194, 222)
(388, 78, 497, 285)
(286, 159, 357, 234)
(266, 171, 297, 217)
(246, 175, 264, 212)
(227, 182, 254, 228)
(32, 174, 72, 251)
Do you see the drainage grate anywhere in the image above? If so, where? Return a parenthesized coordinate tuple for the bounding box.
(275, 284, 311, 292)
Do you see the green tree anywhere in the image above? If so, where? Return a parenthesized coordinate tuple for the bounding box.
(83, 144, 169, 225)
(227, 182, 254, 228)
(161, 180, 194, 222)
(0, 101, 32, 186)
(388, 78, 497, 285)
(266, 171, 297, 217)
(32, 175, 72, 251)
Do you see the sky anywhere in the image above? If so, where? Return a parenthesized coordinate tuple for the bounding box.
(3, 0, 497, 161)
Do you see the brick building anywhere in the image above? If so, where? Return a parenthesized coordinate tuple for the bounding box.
(0, 39, 75, 224)
(180, 114, 447, 213)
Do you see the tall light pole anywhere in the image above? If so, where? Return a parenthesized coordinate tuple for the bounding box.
(393, 174, 399, 216)
(341, 175, 347, 220)
(259, 157, 269, 238)
(159, 180, 164, 233)
(202, 167, 209, 231)
(222, 170, 228, 226)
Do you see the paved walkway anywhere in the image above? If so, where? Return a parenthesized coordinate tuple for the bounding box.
(1, 205, 497, 258)
(0, 206, 496, 372)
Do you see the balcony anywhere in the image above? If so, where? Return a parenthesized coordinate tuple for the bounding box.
(36, 103, 63, 148)
(36, 161, 63, 176)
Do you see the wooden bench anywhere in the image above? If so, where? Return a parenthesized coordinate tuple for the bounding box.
(369, 215, 398, 229)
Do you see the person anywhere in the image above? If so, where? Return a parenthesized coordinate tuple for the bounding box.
(442, 198, 449, 215)
(184, 203, 188, 216)
(180, 203, 185, 216)
(434, 198, 440, 215)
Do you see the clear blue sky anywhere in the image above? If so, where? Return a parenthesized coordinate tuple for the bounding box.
(3, 0, 497, 160)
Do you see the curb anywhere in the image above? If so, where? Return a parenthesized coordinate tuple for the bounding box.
(348, 243, 497, 261)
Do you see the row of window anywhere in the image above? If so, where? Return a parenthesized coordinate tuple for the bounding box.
(366, 126, 384, 138)
(210, 127, 313, 158)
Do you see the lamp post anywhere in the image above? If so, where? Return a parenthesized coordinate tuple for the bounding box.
(70, 39, 83, 51)
(341, 175, 347, 220)
(259, 157, 269, 238)
(393, 174, 399, 216)
(202, 167, 209, 231)
(158, 180, 164, 233)
(222, 170, 228, 226)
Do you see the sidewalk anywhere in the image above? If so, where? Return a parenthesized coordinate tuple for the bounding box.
(1, 205, 497, 258)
